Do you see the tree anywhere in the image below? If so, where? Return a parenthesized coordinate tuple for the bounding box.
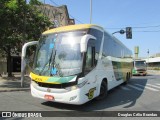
(0, 0, 51, 77)
(29, 0, 42, 5)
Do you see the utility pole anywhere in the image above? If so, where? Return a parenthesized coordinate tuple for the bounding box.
(23, 0, 27, 44)
(90, 0, 92, 24)
(147, 49, 149, 70)
(21, 0, 27, 87)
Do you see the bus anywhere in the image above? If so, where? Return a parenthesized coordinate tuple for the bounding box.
(132, 59, 147, 76)
(22, 24, 133, 105)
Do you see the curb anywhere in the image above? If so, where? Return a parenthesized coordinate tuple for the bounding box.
(0, 88, 30, 92)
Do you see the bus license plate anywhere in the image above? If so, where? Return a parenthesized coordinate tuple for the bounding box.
(44, 95, 54, 101)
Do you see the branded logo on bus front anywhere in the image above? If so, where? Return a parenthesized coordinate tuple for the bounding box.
(47, 88, 51, 92)
(35, 78, 42, 82)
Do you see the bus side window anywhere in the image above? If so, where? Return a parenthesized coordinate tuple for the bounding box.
(86, 47, 92, 69)
(84, 46, 96, 75)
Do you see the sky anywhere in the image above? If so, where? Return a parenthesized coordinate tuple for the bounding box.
(38, 0, 160, 58)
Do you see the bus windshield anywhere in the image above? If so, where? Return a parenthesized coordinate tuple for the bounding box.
(33, 30, 86, 77)
(135, 61, 146, 67)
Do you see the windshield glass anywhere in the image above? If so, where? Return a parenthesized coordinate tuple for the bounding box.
(33, 30, 86, 77)
(135, 61, 146, 67)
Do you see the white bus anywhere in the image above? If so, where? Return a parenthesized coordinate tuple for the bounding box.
(23, 24, 133, 105)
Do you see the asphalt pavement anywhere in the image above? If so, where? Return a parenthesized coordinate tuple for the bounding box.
(0, 70, 159, 92)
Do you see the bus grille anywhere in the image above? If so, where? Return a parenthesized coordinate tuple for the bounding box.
(33, 80, 76, 88)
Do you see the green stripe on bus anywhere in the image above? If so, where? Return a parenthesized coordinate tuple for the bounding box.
(46, 76, 76, 83)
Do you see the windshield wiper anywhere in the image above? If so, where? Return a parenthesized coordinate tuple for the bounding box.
(39, 49, 55, 76)
(50, 50, 58, 76)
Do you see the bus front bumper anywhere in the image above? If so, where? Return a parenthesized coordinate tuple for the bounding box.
(30, 81, 89, 105)
(132, 71, 147, 76)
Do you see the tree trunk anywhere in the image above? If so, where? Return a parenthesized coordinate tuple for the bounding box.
(7, 46, 13, 77)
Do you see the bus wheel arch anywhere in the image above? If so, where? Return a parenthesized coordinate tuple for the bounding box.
(96, 78, 108, 100)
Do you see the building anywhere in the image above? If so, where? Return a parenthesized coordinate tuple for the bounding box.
(36, 4, 75, 28)
(144, 57, 160, 70)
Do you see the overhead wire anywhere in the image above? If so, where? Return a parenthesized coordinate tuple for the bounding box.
(48, 0, 160, 31)
(133, 30, 160, 32)
(105, 24, 160, 32)
(132, 25, 160, 29)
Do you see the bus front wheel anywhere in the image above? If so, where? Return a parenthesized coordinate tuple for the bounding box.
(96, 80, 108, 100)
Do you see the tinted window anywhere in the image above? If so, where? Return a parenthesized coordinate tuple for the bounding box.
(103, 32, 132, 58)
(88, 28, 103, 60)
(84, 40, 96, 75)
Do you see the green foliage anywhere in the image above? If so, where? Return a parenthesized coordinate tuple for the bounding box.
(0, 0, 51, 56)
(29, 0, 42, 5)
(6, 0, 18, 10)
(0, 0, 51, 76)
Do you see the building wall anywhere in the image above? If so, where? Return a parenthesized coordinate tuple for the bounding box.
(144, 57, 160, 70)
(36, 4, 75, 28)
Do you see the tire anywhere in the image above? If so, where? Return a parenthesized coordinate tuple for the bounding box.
(96, 80, 108, 100)
(124, 73, 129, 85)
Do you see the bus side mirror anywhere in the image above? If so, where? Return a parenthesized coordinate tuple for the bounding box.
(80, 34, 96, 52)
(21, 41, 38, 87)
(21, 41, 38, 71)
(26, 46, 37, 70)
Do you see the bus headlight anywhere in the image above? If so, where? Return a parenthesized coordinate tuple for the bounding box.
(65, 79, 88, 91)
(65, 86, 78, 91)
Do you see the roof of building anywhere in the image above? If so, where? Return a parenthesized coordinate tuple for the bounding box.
(144, 57, 160, 63)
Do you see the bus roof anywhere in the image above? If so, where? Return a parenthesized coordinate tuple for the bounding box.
(134, 59, 146, 61)
(42, 24, 103, 35)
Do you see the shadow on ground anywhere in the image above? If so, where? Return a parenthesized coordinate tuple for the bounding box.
(41, 76, 148, 111)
